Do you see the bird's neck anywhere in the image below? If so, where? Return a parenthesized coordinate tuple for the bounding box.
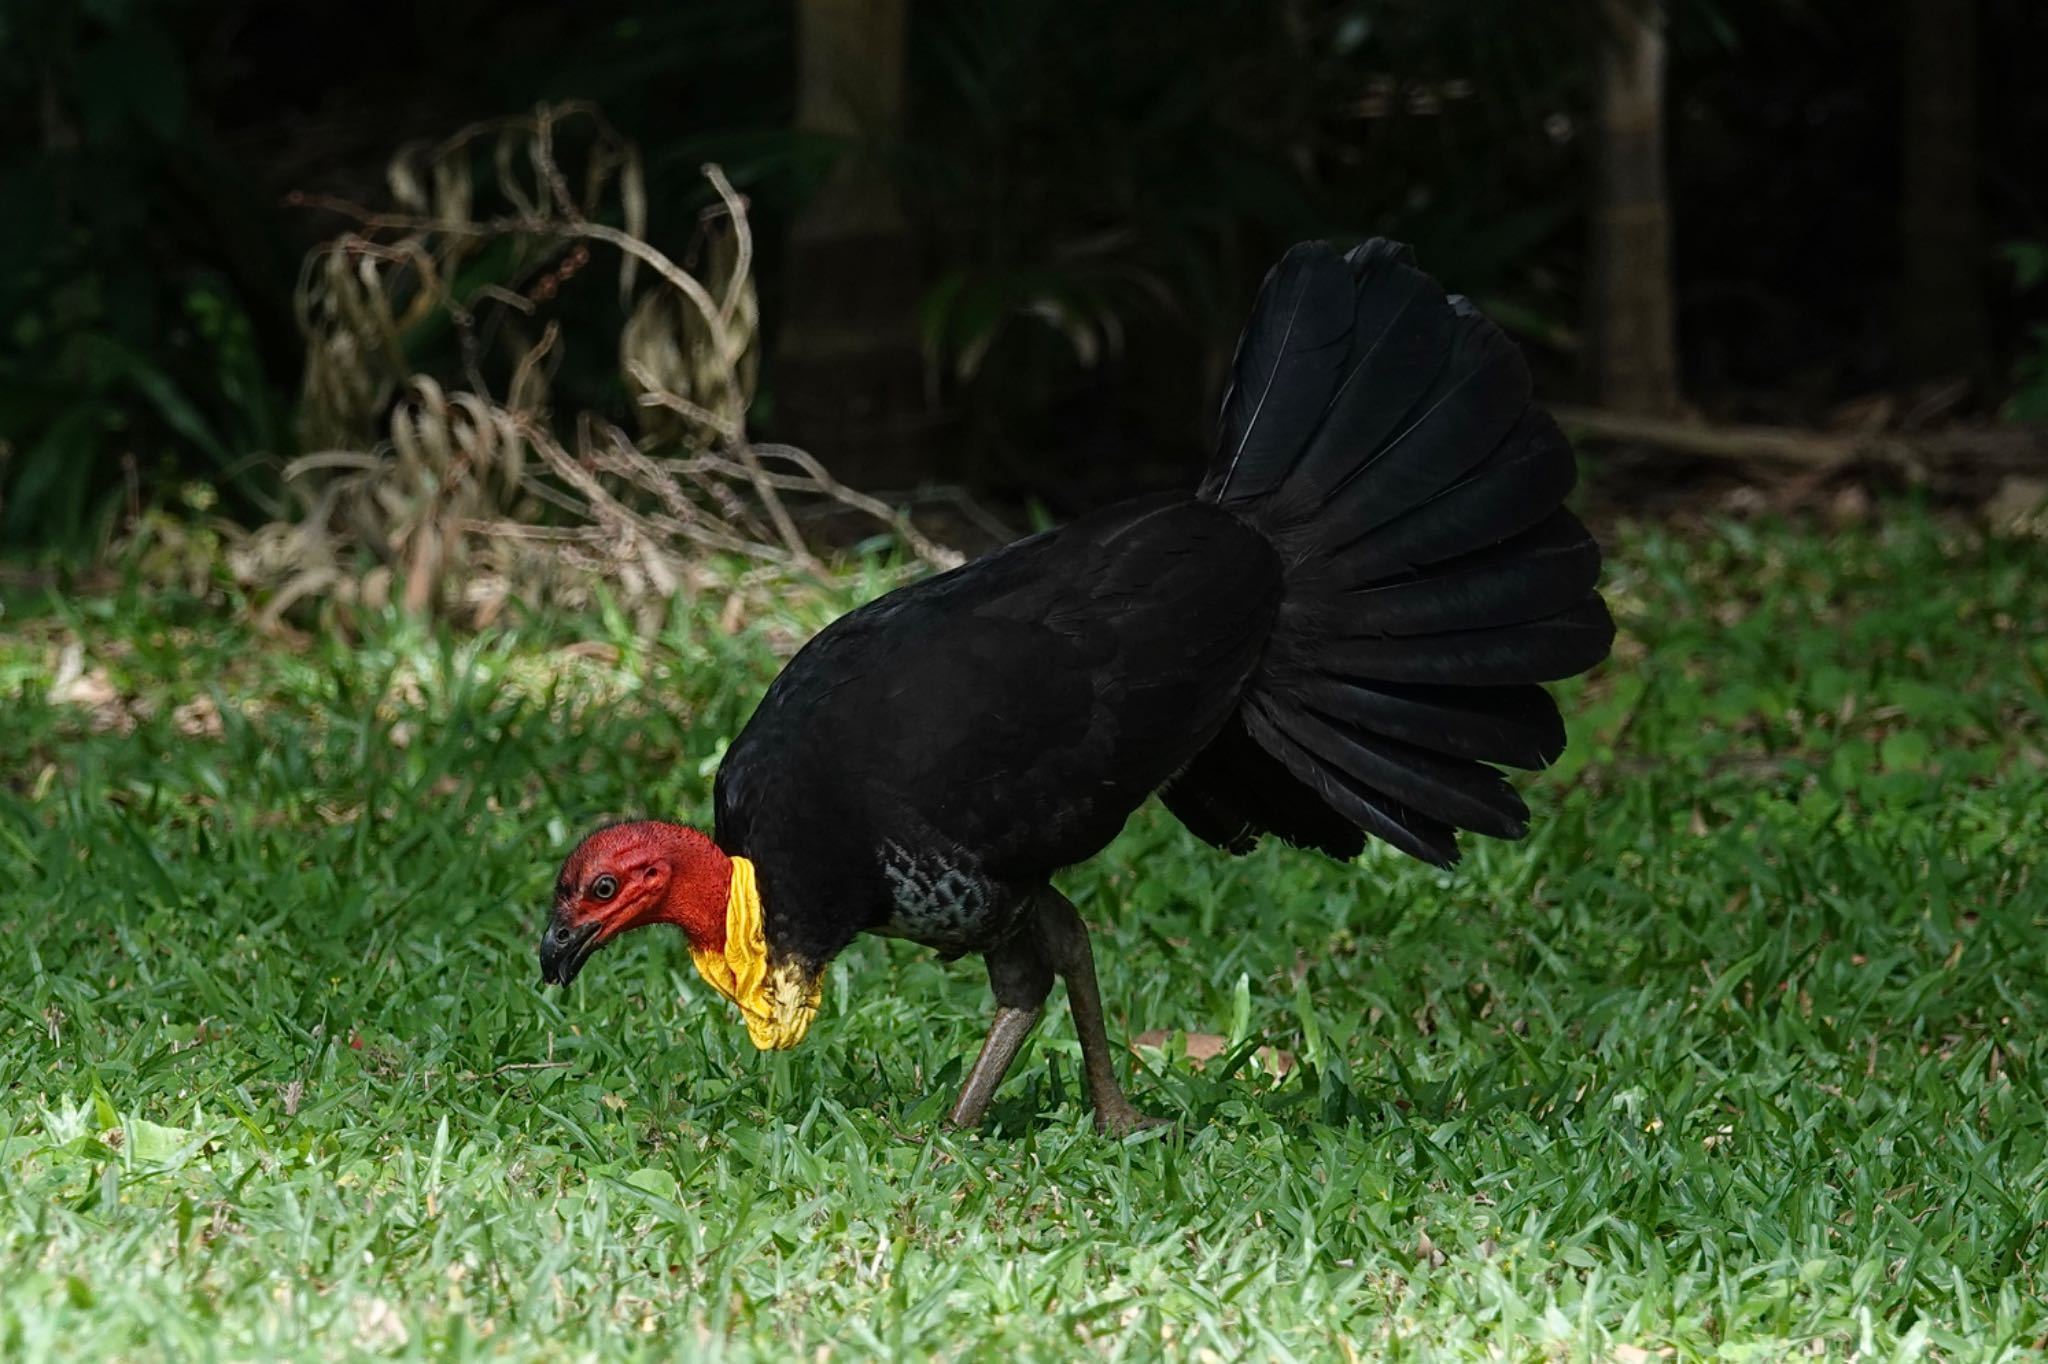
(642, 821, 732, 954)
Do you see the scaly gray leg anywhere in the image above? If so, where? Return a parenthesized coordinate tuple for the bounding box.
(947, 931, 1053, 1129)
(1033, 888, 1168, 1136)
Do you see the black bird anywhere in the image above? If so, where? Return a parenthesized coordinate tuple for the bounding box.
(539, 240, 1614, 1133)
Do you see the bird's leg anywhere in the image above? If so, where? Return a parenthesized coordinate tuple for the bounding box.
(947, 934, 1053, 1130)
(1033, 888, 1168, 1137)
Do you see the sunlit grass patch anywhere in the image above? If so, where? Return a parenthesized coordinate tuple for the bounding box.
(3, 508, 2045, 1360)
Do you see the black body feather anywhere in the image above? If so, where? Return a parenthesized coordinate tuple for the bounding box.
(715, 240, 1611, 970)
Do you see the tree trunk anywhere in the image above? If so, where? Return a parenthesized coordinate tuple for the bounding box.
(1586, 0, 1681, 417)
(1898, 0, 1987, 384)
(776, 0, 929, 490)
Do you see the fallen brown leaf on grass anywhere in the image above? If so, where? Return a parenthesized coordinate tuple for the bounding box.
(52, 669, 118, 709)
(1130, 1029, 1295, 1078)
(173, 695, 224, 738)
(48, 641, 137, 734)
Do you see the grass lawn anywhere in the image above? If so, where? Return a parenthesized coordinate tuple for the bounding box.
(3, 505, 2045, 1361)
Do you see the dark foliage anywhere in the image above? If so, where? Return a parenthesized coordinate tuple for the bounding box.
(2, 0, 2043, 556)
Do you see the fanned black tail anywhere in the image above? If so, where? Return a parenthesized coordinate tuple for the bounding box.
(1162, 240, 1613, 866)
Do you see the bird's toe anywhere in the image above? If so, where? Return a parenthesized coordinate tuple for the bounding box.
(1093, 1102, 1171, 1138)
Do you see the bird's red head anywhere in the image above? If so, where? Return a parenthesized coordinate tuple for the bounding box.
(538, 821, 731, 987)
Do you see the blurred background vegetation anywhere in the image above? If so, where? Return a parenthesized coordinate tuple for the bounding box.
(3, 0, 2045, 573)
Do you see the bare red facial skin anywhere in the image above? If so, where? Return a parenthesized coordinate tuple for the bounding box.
(538, 821, 731, 986)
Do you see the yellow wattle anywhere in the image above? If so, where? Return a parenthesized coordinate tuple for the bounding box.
(685, 855, 821, 1051)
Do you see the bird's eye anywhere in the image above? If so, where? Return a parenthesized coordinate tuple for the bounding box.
(590, 874, 620, 902)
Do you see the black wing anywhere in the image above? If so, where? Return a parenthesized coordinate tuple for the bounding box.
(715, 496, 1280, 963)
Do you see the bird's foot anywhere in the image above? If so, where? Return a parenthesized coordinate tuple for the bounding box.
(1092, 1097, 1170, 1137)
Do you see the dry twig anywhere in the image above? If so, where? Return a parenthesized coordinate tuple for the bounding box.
(244, 101, 953, 630)
(1552, 405, 2048, 478)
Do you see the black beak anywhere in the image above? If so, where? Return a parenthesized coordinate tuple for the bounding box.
(538, 915, 603, 988)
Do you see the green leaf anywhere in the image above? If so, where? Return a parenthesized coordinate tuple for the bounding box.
(1879, 731, 1932, 773)
(126, 1118, 197, 1167)
(624, 1167, 680, 1202)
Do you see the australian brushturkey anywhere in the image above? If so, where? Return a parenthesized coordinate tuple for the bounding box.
(540, 240, 1613, 1133)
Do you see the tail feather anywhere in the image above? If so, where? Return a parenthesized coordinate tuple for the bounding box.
(1241, 702, 1460, 866)
(1257, 699, 1530, 839)
(1158, 716, 1366, 859)
(1307, 512, 1602, 639)
(1322, 409, 1576, 582)
(1289, 677, 1565, 770)
(1270, 251, 1463, 506)
(1317, 597, 1615, 687)
(1290, 300, 1529, 537)
(1205, 246, 1361, 507)
(1166, 238, 1613, 866)
(1207, 241, 1456, 510)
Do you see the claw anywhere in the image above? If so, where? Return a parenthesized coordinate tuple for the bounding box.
(1094, 1102, 1171, 1137)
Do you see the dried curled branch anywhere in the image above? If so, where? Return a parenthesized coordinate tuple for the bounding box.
(247, 102, 955, 631)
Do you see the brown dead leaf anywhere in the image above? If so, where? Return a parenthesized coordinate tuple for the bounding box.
(173, 694, 224, 738)
(1254, 1048, 1294, 1077)
(49, 646, 135, 734)
(55, 669, 119, 709)
(1132, 1029, 1227, 1063)
(1129, 1030, 1295, 1078)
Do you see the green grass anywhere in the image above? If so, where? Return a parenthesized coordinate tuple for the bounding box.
(3, 505, 2045, 1361)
